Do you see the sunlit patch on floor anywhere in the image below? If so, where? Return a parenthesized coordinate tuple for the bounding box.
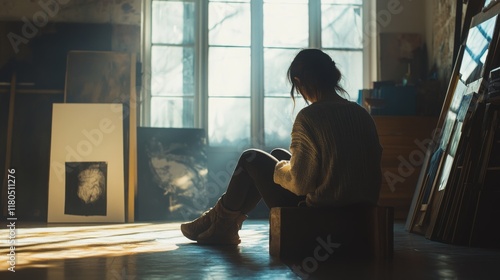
(0, 223, 187, 270)
(0, 221, 274, 272)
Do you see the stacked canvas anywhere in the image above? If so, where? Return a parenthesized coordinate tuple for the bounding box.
(407, 3, 500, 248)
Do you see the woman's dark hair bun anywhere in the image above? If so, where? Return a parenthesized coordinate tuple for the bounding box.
(287, 49, 348, 104)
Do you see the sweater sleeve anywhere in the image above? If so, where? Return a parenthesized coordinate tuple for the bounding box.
(273, 111, 319, 195)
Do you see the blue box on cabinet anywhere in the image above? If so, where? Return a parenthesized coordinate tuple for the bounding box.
(361, 85, 416, 116)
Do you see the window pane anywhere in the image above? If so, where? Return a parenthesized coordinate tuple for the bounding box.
(264, 97, 307, 147)
(322, 4, 363, 49)
(209, 2, 251, 46)
(264, 0, 307, 3)
(264, 48, 300, 97)
(263, 2, 308, 47)
(152, 1, 195, 44)
(209, 47, 251, 97)
(148, 0, 366, 146)
(322, 0, 362, 4)
(152, 46, 194, 96)
(209, 98, 250, 146)
(211, 0, 250, 2)
(324, 50, 362, 101)
(151, 97, 194, 128)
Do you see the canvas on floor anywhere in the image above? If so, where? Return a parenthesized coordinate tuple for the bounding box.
(136, 127, 208, 221)
(48, 103, 125, 223)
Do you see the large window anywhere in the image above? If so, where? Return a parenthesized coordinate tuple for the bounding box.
(145, 0, 365, 148)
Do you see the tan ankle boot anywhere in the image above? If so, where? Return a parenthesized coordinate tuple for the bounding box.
(180, 206, 216, 241)
(196, 199, 247, 245)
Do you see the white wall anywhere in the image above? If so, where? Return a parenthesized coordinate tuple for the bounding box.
(376, 0, 427, 35)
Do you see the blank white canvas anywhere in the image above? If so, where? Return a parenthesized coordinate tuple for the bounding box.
(48, 103, 125, 223)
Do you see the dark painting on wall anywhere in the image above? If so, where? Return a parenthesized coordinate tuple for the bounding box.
(0, 22, 113, 88)
(65, 162, 108, 216)
(136, 128, 208, 221)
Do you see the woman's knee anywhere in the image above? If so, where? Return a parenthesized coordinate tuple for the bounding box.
(240, 149, 277, 165)
(270, 148, 291, 161)
(241, 149, 265, 163)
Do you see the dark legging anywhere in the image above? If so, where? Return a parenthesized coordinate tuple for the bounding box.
(222, 148, 305, 214)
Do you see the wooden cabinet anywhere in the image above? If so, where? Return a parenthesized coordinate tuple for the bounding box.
(373, 116, 438, 220)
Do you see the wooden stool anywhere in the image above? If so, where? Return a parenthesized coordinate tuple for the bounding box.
(269, 206, 394, 259)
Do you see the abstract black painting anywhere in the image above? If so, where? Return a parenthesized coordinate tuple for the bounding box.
(65, 162, 107, 216)
(136, 128, 208, 221)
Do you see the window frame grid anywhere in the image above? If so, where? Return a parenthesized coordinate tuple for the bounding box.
(143, 0, 373, 147)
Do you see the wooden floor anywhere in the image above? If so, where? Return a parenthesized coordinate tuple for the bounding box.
(1, 220, 500, 279)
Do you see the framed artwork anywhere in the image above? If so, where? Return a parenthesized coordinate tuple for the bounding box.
(64, 51, 137, 222)
(47, 104, 125, 223)
(136, 127, 208, 221)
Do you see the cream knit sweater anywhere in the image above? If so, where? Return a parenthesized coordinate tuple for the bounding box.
(273, 100, 382, 207)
